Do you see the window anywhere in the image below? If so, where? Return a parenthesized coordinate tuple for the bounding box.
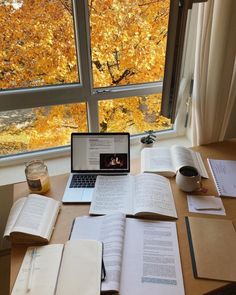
(0, 0, 194, 158)
(89, 0, 169, 87)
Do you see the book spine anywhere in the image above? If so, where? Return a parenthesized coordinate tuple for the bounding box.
(185, 217, 198, 278)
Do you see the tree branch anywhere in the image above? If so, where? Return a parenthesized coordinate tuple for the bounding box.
(138, 0, 161, 7)
(59, 0, 72, 15)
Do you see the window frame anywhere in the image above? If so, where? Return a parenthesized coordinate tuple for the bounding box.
(0, 0, 190, 161)
(161, 0, 207, 121)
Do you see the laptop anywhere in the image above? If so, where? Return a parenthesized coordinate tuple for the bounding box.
(62, 132, 130, 203)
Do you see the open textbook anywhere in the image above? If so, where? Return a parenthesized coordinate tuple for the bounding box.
(141, 145, 208, 178)
(11, 240, 102, 295)
(70, 213, 185, 295)
(4, 194, 61, 244)
(89, 173, 177, 219)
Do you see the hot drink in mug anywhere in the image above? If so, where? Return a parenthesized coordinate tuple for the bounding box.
(176, 166, 201, 192)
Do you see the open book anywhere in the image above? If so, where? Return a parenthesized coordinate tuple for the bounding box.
(141, 145, 208, 178)
(4, 194, 61, 244)
(70, 213, 185, 295)
(11, 240, 102, 295)
(89, 173, 177, 219)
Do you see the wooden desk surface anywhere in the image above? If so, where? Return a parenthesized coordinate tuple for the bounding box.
(11, 139, 236, 294)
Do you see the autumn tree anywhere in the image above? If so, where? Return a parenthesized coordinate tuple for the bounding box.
(89, 0, 169, 87)
(0, 0, 171, 154)
(89, 0, 171, 133)
(0, 0, 78, 88)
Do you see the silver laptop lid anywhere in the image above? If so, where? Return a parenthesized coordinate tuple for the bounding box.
(71, 133, 130, 174)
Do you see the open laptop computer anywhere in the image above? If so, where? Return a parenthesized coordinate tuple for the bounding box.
(62, 132, 130, 203)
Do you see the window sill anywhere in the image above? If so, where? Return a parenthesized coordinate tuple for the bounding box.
(0, 136, 191, 186)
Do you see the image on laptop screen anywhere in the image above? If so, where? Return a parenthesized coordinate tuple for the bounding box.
(71, 133, 130, 173)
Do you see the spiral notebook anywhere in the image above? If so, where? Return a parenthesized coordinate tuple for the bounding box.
(207, 159, 236, 197)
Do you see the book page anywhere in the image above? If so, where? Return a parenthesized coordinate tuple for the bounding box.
(141, 147, 175, 177)
(120, 219, 185, 295)
(171, 145, 208, 178)
(3, 197, 26, 237)
(89, 175, 133, 215)
(70, 213, 126, 292)
(171, 145, 195, 170)
(191, 151, 209, 178)
(133, 174, 177, 219)
(43, 198, 61, 240)
(56, 240, 102, 295)
(12, 194, 59, 239)
(11, 244, 63, 295)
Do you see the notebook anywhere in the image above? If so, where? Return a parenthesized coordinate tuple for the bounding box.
(185, 216, 236, 282)
(62, 132, 130, 203)
(207, 159, 236, 197)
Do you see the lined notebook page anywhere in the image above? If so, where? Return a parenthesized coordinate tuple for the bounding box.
(11, 244, 63, 295)
(208, 159, 236, 197)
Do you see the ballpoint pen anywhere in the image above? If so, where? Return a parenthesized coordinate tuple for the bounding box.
(101, 258, 106, 281)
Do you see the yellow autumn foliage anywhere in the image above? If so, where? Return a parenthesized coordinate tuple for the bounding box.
(0, 0, 171, 155)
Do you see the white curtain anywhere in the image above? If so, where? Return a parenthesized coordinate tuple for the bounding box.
(191, 0, 236, 146)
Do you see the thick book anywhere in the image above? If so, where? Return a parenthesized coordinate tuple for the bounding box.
(89, 173, 177, 219)
(141, 145, 208, 178)
(185, 216, 236, 282)
(4, 194, 61, 244)
(11, 239, 102, 295)
(207, 158, 236, 197)
(70, 213, 185, 295)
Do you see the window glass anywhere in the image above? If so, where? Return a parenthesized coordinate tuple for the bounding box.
(98, 95, 172, 133)
(0, 0, 78, 89)
(0, 0, 183, 160)
(0, 103, 87, 156)
(90, 0, 170, 87)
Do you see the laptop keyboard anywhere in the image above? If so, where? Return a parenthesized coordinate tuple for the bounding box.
(70, 174, 97, 188)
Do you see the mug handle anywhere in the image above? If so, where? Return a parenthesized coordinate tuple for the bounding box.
(197, 180, 208, 193)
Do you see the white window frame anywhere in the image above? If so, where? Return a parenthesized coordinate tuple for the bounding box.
(0, 0, 191, 164)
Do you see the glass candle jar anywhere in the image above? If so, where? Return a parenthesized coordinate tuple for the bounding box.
(25, 160, 50, 194)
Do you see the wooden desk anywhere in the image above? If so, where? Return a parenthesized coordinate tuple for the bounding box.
(11, 139, 236, 294)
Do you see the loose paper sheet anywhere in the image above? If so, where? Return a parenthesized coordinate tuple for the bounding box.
(187, 195, 225, 215)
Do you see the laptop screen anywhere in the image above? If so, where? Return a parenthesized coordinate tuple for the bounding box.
(71, 133, 130, 173)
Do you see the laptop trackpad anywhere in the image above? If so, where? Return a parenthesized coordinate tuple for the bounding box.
(63, 188, 94, 203)
(82, 188, 94, 201)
